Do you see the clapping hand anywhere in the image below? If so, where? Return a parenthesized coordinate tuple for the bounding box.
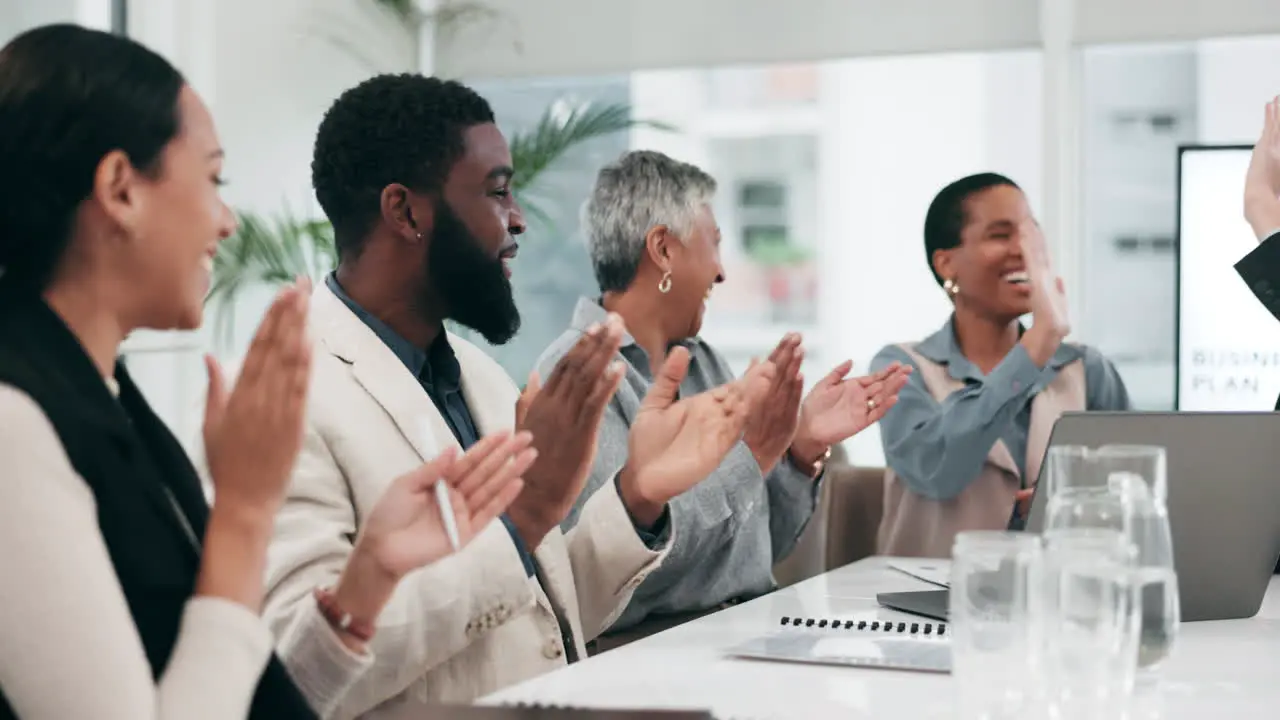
(789, 360, 912, 464)
(203, 277, 313, 521)
(506, 314, 627, 550)
(1245, 96, 1280, 240)
(354, 431, 536, 578)
(742, 333, 805, 473)
(617, 348, 775, 526)
(331, 431, 537, 634)
(1020, 220, 1070, 338)
(1015, 221, 1072, 367)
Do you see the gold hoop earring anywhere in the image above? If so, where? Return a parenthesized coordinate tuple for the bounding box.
(943, 278, 959, 297)
(658, 271, 672, 294)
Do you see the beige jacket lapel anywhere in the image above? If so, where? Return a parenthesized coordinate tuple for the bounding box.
(311, 283, 452, 461)
(987, 437, 1021, 480)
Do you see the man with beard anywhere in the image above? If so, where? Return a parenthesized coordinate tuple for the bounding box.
(260, 74, 774, 716)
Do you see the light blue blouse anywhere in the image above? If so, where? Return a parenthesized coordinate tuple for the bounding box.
(870, 317, 1131, 503)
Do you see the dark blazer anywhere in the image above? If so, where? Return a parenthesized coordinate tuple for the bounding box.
(0, 279, 316, 719)
(1234, 230, 1280, 574)
(1235, 229, 1280, 390)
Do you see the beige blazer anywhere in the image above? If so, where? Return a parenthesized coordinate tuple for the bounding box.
(876, 343, 1086, 559)
(262, 284, 667, 718)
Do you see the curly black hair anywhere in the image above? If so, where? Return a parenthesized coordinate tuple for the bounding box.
(311, 74, 495, 259)
(923, 172, 1020, 286)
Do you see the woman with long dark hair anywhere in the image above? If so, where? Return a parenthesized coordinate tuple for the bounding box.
(0, 24, 532, 719)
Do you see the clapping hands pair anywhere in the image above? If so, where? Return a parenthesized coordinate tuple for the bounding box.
(508, 313, 776, 546)
(197, 283, 909, 620)
(741, 334, 912, 474)
(197, 289, 781, 611)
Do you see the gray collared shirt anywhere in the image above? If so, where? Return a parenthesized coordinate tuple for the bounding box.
(535, 297, 821, 632)
(870, 316, 1131, 504)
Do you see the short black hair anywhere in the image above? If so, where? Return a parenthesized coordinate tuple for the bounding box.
(311, 74, 496, 259)
(0, 24, 184, 292)
(922, 172, 1020, 286)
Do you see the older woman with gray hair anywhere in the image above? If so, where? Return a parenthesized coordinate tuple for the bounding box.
(534, 150, 910, 641)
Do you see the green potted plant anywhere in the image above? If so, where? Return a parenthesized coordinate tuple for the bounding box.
(206, 210, 337, 348)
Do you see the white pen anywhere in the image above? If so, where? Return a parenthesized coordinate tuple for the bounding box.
(422, 420, 462, 552)
(434, 479, 462, 552)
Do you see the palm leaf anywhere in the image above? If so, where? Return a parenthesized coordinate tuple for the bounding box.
(206, 210, 336, 349)
(509, 101, 675, 197)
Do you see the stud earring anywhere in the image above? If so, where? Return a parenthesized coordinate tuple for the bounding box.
(658, 270, 672, 294)
(943, 278, 960, 296)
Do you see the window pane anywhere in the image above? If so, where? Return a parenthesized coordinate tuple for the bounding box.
(464, 75, 634, 379)
(1081, 36, 1280, 411)
(469, 50, 1041, 465)
(0, 0, 109, 42)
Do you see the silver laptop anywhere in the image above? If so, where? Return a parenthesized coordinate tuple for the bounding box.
(1026, 411, 1280, 621)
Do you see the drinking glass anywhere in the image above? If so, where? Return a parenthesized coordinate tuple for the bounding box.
(1044, 486, 1129, 535)
(1043, 445, 1105, 498)
(1045, 457, 1179, 675)
(1041, 529, 1142, 720)
(950, 531, 1043, 720)
(1107, 470, 1180, 675)
(1094, 444, 1178, 675)
(1096, 445, 1168, 504)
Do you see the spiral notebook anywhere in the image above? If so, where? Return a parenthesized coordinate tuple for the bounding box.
(726, 614, 951, 674)
(413, 704, 715, 719)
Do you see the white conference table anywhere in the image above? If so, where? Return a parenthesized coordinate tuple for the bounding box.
(483, 557, 1280, 719)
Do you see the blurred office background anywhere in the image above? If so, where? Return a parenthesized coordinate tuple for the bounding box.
(3, 0, 1277, 465)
